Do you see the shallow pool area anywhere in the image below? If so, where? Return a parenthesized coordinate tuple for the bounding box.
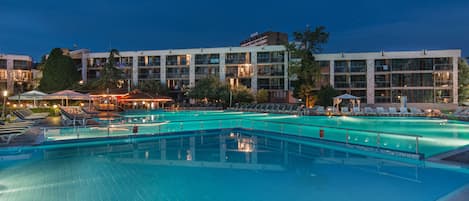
(44, 110, 469, 158)
(1, 131, 468, 201)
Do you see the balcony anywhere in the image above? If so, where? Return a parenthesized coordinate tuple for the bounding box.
(334, 66, 348, 73)
(166, 73, 189, 79)
(350, 81, 367, 88)
(138, 73, 160, 79)
(375, 81, 391, 88)
(434, 64, 452, 71)
(334, 82, 350, 88)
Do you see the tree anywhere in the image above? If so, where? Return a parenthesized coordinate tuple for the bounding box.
(256, 89, 269, 103)
(459, 58, 469, 104)
(298, 84, 314, 106)
(39, 48, 81, 92)
(316, 85, 339, 107)
(232, 85, 255, 104)
(90, 49, 124, 90)
(287, 25, 329, 105)
(139, 80, 168, 96)
(188, 76, 229, 104)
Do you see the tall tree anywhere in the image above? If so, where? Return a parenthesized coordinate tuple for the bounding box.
(459, 58, 469, 104)
(39, 48, 81, 92)
(91, 49, 124, 90)
(188, 76, 229, 104)
(287, 25, 329, 106)
(232, 85, 255, 104)
(139, 80, 168, 96)
(256, 89, 269, 103)
(316, 85, 339, 107)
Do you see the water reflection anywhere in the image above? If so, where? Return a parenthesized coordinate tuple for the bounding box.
(34, 132, 424, 180)
(1, 132, 469, 201)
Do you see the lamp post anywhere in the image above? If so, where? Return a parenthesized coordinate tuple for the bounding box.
(2, 90, 8, 119)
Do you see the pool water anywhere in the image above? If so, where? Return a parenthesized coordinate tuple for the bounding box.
(47, 110, 469, 158)
(1, 131, 468, 201)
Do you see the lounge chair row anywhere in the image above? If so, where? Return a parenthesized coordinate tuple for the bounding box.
(229, 103, 304, 115)
(307, 106, 426, 116)
(0, 121, 34, 145)
(59, 106, 91, 126)
(12, 109, 49, 121)
(443, 107, 469, 120)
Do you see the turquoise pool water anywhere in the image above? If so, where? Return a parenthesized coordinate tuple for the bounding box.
(46, 110, 469, 158)
(1, 132, 468, 201)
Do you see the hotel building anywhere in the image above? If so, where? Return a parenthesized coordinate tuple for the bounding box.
(314, 49, 460, 107)
(0, 54, 34, 93)
(70, 46, 290, 102)
(240, 31, 288, 47)
(69, 47, 461, 106)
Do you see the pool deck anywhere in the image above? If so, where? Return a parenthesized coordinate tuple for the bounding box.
(437, 184, 469, 201)
(428, 146, 469, 167)
(0, 117, 61, 147)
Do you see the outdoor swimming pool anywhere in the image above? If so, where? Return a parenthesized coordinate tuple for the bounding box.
(45, 110, 469, 158)
(0, 131, 468, 201)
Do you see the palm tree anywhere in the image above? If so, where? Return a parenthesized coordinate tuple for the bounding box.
(298, 84, 314, 107)
(91, 49, 124, 90)
(287, 25, 329, 100)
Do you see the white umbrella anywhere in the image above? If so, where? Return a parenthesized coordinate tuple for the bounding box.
(8, 90, 47, 107)
(333, 94, 360, 112)
(44, 90, 90, 106)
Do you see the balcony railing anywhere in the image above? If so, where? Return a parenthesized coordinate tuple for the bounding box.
(166, 73, 189, 79)
(138, 73, 161, 79)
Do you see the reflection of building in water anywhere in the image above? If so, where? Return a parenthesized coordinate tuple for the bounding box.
(34, 132, 420, 181)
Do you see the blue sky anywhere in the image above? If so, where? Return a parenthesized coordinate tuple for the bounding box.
(1, 0, 469, 61)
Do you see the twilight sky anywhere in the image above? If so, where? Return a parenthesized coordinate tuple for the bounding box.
(1, 0, 469, 61)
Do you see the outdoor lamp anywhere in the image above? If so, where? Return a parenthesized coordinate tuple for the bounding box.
(1, 90, 7, 119)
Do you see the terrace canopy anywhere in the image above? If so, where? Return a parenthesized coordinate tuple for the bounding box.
(89, 88, 129, 111)
(8, 90, 48, 107)
(118, 90, 173, 109)
(333, 94, 360, 112)
(43, 90, 90, 106)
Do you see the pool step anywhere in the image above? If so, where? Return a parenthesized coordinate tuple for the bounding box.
(437, 184, 469, 201)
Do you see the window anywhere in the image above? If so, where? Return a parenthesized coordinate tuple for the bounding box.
(226, 53, 250, 64)
(138, 56, 145, 66)
(350, 60, 366, 72)
(392, 73, 433, 87)
(391, 59, 433, 71)
(375, 75, 391, 88)
(195, 54, 219, 65)
(434, 57, 452, 70)
(0, 59, 6, 69)
(334, 75, 348, 88)
(13, 60, 31, 70)
(148, 56, 160, 66)
(375, 59, 390, 72)
(334, 61, 348, 72)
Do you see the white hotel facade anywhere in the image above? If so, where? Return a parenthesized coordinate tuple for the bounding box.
(0, 54, 34, 93)
(69, 46, 461, 106)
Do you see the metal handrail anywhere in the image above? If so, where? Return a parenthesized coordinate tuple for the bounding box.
(249, 119, 422, 138)
(42, 117, 423, 155)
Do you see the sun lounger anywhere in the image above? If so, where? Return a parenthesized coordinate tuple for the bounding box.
(376, 107, 386, 116)
(341, 107, 351, 115)
(399, 107, 410, 116)
(60, 107, 91, 126)
(352, 107, 363, 115)
(364, 107, 376, 115)
(410, 107, 424, 116)
(0, 122, 32, 144)
(388, 107, 398, 116)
